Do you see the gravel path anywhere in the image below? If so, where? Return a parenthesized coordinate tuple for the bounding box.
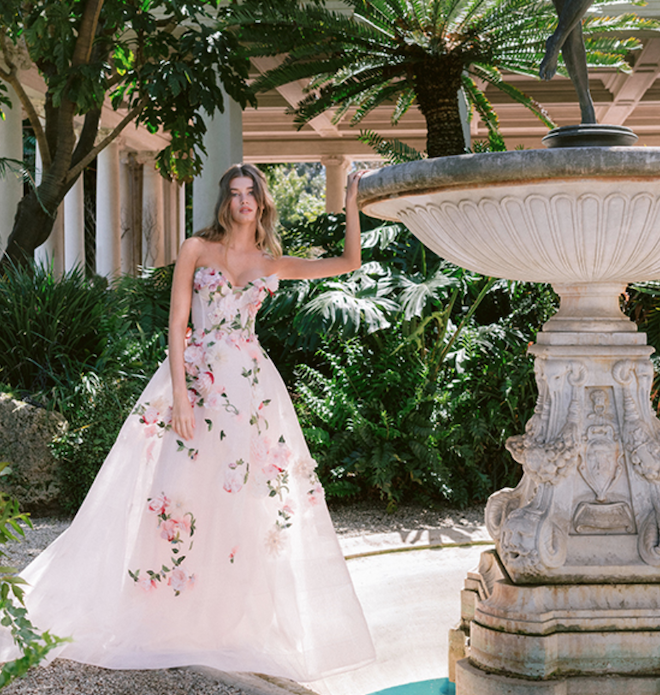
(1, 661, 247, 695)
(0, 501, 485, 695)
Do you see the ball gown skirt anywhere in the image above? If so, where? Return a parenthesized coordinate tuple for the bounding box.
(0, 267, 375, 682)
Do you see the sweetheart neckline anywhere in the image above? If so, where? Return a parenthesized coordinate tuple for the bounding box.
(194, 266, 278, 291)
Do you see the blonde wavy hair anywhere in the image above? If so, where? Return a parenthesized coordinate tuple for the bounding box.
(195, 163, 282, 258)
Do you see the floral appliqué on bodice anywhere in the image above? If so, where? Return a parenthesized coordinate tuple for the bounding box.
(129, 267, 324, 595)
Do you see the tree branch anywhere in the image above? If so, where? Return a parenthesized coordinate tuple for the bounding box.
(106, 71, 125, 89)
(65, 97, 147, 185)
(71, 107, 102, 169)
(0, 32, 51, 168)
(72, 0, 105, 67)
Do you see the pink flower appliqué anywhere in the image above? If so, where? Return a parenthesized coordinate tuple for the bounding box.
(223, 461, 247, 493)
(168, 568, 193, 594)
(143, 424, 159, 438)
(196, 370, 215, 395)
(205, 391, 226, 410)
(137, 576, 157, 593)
(148, 493, 170, 516)
(229, 546, 238, 564)
(142, 406, 159, 425)
(262, 463, 284, 479)
(308, 483, 325, 506)
(159, 518, 179, 542)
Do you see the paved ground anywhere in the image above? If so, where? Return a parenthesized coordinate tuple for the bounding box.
(2, 503, 491, 695)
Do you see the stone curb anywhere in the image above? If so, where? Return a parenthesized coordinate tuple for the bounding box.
(339, 525, 492, 560)
(192, 668, 320, 695)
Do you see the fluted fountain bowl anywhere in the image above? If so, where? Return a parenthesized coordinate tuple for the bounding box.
(358, 148, 660, 285)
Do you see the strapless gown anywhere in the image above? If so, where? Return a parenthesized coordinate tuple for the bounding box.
(0, 267, 375, 681)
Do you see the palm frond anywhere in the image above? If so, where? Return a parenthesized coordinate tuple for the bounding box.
(359, 130, 425, 164)
(351, 81, 406, 124)
(293, 70, 406, 126)
(461, 75, 506, 152)
(470, 63, 556, 129)
(392, 87, 416, 124)
(583, 13, 660, 34)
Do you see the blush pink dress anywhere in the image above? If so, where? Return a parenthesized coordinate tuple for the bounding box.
(0, 267, 375, 681)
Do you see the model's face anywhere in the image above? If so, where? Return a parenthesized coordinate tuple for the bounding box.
(228, 176, 258, 226)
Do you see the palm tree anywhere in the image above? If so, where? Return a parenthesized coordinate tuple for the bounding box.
(233, 0, 656, 157)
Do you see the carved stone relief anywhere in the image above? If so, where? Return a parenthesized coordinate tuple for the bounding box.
(486, 359, 587, 578)
(614, 360, 660, 566)
(572, 387, 635, 535)
(486, 351, 660, 581)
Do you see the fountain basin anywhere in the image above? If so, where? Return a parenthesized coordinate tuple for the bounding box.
(359, 148, 660, 285)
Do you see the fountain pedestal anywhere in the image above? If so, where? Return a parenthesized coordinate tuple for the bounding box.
(358, 148, 660, 693)
(455, 280, 660, 693)
(488, 281, 660, 585)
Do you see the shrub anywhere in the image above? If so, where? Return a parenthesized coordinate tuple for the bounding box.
(295, 328, 452, 509)
(0, 263, 116, 393)
(0, 262, 171, 514)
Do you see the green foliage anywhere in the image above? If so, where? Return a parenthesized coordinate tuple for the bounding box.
(259, 163, 326, 232)
(292, 278, 558, 508)
(113, 264, 174, 339)
(358, 131, 424, 165)
(0, 263, 117, 393)
(0, 464, 68, 688)
(437, 325, 539, 505)
(0, 260, 170, 513)
(1, 0, 254, 181)
(295, 330, 451, 509)
(51, 373, 147, 514)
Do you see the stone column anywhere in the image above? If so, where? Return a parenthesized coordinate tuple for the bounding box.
(192, 87, 243, 232)
(0, 85, 23, 255)
(34, 145, 65, 275)
(164, 179, 182, 264)
(64, 174, 85, 271)
(96, 139, 122, 278)
(119, 152, 134, 275)
(140, 153, 165, 267)
(322, 155, 351, 213)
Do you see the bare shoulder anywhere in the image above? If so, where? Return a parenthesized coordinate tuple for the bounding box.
(179, 236, 207, 259)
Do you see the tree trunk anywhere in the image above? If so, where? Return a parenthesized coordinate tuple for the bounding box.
(414, 57, 467, 158)
(1, 189, 59, 268)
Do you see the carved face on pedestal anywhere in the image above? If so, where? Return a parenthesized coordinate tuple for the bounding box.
(590, 390, 607, 418)
(500, 509, 540, 573)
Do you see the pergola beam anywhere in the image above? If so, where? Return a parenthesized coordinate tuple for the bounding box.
(250, 56, 342, 139)
(596, 38, 660, 126)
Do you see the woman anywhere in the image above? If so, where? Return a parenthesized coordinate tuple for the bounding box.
(0, 164, 375, 682)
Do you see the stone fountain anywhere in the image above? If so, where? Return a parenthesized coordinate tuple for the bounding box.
(358, 146, 660, 693)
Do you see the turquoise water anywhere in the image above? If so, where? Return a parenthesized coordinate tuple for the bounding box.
(368, 678, 455, 695)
